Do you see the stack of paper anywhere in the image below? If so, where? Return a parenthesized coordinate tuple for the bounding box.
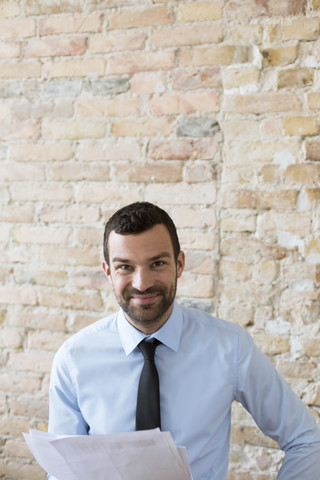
(23, 428, 193, 480)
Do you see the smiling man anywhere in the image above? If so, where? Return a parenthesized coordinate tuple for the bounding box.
(48, 202, 320, 480)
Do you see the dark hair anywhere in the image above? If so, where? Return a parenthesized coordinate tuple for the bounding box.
(103, 202, 180, 264)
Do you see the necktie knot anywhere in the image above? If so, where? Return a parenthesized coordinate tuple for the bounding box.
(138, 339, 160, 361)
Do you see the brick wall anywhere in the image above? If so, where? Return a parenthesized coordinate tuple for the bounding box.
(0, 1, 320, 478)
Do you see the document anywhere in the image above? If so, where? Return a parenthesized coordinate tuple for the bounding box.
(23, 428, 193, 480)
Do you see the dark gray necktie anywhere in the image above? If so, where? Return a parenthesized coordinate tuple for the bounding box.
(136, 339, 161, 431)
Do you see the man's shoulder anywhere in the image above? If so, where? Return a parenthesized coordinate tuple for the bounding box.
(180, 303, 242, 335)
(59, 310, 119, 352)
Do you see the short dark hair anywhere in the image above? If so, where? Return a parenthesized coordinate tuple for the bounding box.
(103, 202, 180, 264)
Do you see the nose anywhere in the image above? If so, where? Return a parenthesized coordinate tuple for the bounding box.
(131, 268, 153, 292)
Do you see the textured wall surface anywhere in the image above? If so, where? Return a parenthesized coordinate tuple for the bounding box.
(1, 1, 320, 479)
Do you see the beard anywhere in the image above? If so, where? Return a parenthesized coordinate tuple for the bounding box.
(116, 280, 177, 329)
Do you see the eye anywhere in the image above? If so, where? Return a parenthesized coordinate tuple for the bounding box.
(116, 264, 133, 273)
(152, 260, 166, 268)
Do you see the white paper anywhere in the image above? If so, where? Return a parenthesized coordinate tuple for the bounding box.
(23, 429, 193, 480)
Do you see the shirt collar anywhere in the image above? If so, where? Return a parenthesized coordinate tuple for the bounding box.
(117, 300, 183, 356)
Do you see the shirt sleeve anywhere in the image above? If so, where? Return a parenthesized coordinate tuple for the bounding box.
(234, 327, 320, 480)
(48, 344, 89, 436)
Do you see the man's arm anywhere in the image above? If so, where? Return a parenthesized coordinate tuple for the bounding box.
(235, 327, 320, 479)
(48, 344, 89, 436)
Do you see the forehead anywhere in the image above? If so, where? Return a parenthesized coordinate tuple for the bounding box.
(108, 224, 174, 261)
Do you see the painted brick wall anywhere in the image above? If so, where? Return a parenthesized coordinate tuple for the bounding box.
(1, 1, 320, 478)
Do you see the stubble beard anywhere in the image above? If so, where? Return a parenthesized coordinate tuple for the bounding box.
(116, 279, 177, 329)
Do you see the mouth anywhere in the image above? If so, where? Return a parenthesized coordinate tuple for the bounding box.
(131, 293, 160, 305)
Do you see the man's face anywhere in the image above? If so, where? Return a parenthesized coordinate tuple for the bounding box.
(103, 224, 185, 334)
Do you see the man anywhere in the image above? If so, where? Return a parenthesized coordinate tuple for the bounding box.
(48, 201, 320, 479)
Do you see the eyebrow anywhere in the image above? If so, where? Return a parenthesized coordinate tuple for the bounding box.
(111, 251, 172, 264)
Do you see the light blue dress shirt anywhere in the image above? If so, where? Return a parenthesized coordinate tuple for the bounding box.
(48, 301, 320, 480)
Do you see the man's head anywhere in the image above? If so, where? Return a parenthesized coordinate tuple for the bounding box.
(102, 202, 184, 333)
(103, 202, 181, 265)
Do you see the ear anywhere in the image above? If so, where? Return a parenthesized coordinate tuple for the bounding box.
(176, 251, 185, 279)
(102, 261, 112, 283)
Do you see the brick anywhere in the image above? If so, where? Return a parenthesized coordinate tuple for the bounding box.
(258, 212, 311, 235)
(10, 310, 66, 331)
(219, 260, 252, 281)
(222, 66, 260, 90)
(39, 14, 103, 35)
(0, 18, 35, 38)
(282, 263, 320, 283)
(76, 227, 103, 246)
(112, 118, 173, 137)
(38, 205, 100, 223)
(83, 77, 130, 96)
(47, 162, 110, 182)
(0, 373, 41, 396)
(220, 189, 297, 210)
(171, 67, 221, 91)
(8, 395, 48, 419)
(0, 163, 44, 181)
(260, 0, 307, 16)
(307, 92, 320, 110)
(4, 439, 33, 459)
(41, 245, 100, 266)
(2, 461, 45, 479)
(301, 338, 320, 356)
(27, 331, 69, 351)
(0, 205, 34, 223)
(282, 18, 319, 40)
(25, 37, 86, 58)
(11, 182, 73, 202)
(177, 118, 220, 137)
(171, 207, 216, 229)
(45, 58, 105, 77)
(221, 237, 290, 262)
(130, 72, 166, 94)
(43, 119, 106, 139)
(225, 24, 263, 44)
(0, 329, 23, 349)
(313, 0, 320, 7)
(0, 41, 20, 58)
(108, 6, 173, 29)
(225, 93, 301, 114)
(0, 245, 38, 265)
(0, 417, 30, 436)
(89, 32, 146, 53)
(221, 215, 256, 232)
(11, 142, 73, 162)
(8, 352, 53, 373)
(261, 45, 298, 66)
(175, 229, 215, 251)
(184, 163, 215, 183)
(113, 162, 182, 183)
(0, 224, 10, 243)
(306, 140, 320, 160)
(179, 46, 249, 67)
(278, 68, 314, 88)
(177, 274, 214, 298)
(152, 24, 223, 48)
(72, 271, 108, 291)
(145, 183, 216, 205)
(75, 183, 142, 204)
(0, 286, 37, 306)
(0, 60, 41, 78)
(107, 51, 175, 74)
(0, 122, 40, 140)
(150, 92, 220, 115)
(148, 139, 219, 160)
(26, 0, 82, 15)
(220, 280, 272, 305)
(13, 226, 72, 245)
(184, 252, 216, 275)
(76, 142, 141, 161)
(14, 268, 68, 288)
(0, 1, 20, 17)
(178, 2, 223, 21)
(283, 116, 319, 136)
(223, 120, 259, 139)
(76, 97, 141, 117)
(37, 289, 104, 311)
(277, 360, 316, 380)
(304, 239, 320, 261)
